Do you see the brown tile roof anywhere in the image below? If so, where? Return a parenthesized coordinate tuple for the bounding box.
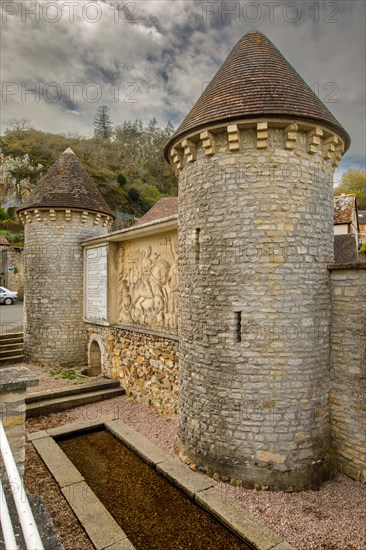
(334, 234, 358, 264)
(18, 148, 114, 217)
(0, 237, 10, 246)
(334, 194, 356, 225)
(165, 31, 350, 157)
(136, 197, 178, 226)
(358, 210, 366, 225)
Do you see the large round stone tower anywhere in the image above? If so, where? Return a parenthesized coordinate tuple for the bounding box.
(18, 148, 114, 366)
(165, 32, 350, 490)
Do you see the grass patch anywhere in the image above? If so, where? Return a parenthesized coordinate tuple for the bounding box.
(49, 368, 78, 380)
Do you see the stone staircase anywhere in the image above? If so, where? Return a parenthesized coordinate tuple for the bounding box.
(26, 379, 125, 418)
(0, 332, 25, 365)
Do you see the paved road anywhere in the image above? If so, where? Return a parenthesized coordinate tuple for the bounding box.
(0, 301, 24, 334)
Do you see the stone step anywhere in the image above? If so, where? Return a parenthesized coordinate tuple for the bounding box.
(0, 336, 23, 345)
(26, 379, 122, 404)
(0, 342, 24, 351)
(0, 330, 25, 366)
(0, 355, 25, 365)
(26, 387, 125, 418)
(0, 347, 24, 358)
(0, 332, 23, 341)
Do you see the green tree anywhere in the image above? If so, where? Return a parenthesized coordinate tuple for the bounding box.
(6, 207, 16, 219)
(334, 170, 366, 209)
(140, 184, 164, 208)
(117, 173, 127, 186)
(128, 187, 140, 202)
(93, 106, 113, 139)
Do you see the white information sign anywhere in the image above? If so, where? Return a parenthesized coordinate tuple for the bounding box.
(85, 245, 108, 322)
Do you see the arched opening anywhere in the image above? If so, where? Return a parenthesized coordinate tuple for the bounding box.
(88, 340, 102, 376)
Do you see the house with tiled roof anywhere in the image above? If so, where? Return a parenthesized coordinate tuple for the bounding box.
(358, 210, 366, 244)
(0, 236, 10, 248)
(333, 194, 359, 262)
(136, 197, 178, 226)
(333, 194, 359, 237)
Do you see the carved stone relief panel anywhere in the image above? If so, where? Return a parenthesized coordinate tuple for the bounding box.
(118, 231, 178, 334)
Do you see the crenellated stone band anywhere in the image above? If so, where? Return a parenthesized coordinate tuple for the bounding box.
(168, 118, 345, 174)
(18, 208, 113, 229)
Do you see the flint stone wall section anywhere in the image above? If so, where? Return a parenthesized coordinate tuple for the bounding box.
(329, 264, 366, 483)
(177, 125, 336, 490)
(86, 323, 179, 417)
(23, 209, 109, 366)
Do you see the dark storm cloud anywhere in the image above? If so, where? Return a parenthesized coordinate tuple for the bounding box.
(0, 0, 364, 175)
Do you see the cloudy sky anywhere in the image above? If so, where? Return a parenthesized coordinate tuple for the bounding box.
(1, 0, 365, 180)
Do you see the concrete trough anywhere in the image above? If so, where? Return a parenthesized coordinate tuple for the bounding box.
(28, 417, 296, 550)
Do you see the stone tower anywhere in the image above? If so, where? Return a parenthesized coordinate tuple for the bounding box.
(18, 148, 114, 366)
(165, 32, 350, 490)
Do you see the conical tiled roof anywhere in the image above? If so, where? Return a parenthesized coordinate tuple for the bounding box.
(18, 148, 114, 217)
(165, 31, 350, 156)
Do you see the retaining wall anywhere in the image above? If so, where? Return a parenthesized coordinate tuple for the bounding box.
(86, 324, 179, 418)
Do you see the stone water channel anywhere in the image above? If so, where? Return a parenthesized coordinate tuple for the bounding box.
(59, 430, 250, 549)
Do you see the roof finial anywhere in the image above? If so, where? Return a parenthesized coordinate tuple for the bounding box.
(63, 147, 75, 155)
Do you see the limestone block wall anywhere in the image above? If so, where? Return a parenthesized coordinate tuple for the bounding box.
(1, 247, 24, 299)
(329, 263, 366, 483)
(0, 367, 38, 476)
(86, 324, 179, 418)
(20, 208, 112, 366)
(172, 120, 342, 490)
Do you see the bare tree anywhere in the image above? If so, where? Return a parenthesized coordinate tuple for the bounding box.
(5, 117, 32, 132)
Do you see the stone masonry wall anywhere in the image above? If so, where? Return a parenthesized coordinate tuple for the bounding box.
(86, 324, 179, 418)
(0, 367, 38, 477)
(1, 247, 24, 300)
(175, 121, 339, 490)
(22, 209, 110, 366)
(329, 264, 366, 483)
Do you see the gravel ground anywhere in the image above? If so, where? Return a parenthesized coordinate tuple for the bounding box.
(24, 366, 366, 550)
(22, 362, 93, 393)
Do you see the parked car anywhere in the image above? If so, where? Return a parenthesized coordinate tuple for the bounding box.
(0, 287, 18, 305)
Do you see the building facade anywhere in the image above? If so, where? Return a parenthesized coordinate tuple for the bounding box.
(21, 33, 366, 490)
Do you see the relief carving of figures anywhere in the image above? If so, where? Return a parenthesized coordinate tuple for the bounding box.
(118, 235, 178, 334)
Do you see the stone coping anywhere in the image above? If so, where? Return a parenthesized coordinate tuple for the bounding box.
(0, 366, 39, 392)
(83, 319, 110, 326)
(81, 216, 177, 247)
(328, 262, 366, 270)
(85, 321, 179, 341)
(28, 417, 133, 550)
(28, 416, 296, 550)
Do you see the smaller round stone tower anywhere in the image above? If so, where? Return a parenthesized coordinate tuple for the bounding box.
(18, 148, 114, 366)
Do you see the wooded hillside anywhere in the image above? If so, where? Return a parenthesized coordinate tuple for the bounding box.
(0, 118, 177, 221)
